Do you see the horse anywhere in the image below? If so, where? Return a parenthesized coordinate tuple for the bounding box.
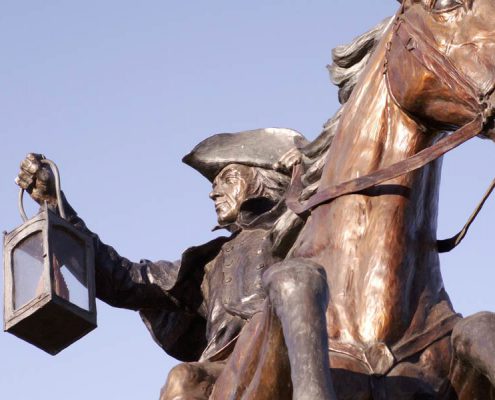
(209, 0, 495, 398)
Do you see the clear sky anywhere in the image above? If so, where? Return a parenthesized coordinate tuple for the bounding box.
(1, 1, 495, 399)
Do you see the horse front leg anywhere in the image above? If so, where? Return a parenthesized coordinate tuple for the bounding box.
(160, 361, 225, 400)
(447, 312, 495, 399)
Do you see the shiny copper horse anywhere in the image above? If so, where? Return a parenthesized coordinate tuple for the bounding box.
(211, 0, 495, 398)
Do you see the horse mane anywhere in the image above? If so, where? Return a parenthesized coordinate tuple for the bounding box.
(331, 17, 393, 105)
(300, 16, 393, 182)
(272, 17, 393, 254)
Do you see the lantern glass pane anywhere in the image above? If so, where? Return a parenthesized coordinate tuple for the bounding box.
(51, 227, 89, 311)
(13, 232, 45, 310)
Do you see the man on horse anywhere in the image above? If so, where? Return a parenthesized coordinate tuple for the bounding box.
(15, 1, 495, 398)
(15, 128, 335, 399)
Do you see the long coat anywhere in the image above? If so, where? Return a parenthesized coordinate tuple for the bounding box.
(66, 199, 288, 362)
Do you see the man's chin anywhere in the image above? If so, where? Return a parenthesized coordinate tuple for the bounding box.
(217, 214, 237, 226)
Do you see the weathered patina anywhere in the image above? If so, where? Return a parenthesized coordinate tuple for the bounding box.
(13, 0, 495, 398)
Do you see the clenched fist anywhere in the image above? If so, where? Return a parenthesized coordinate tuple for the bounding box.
(273, 148, 302, 173)
(15, 153, 57, 206)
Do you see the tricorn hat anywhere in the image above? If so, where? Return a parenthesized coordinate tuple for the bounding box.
(183, 128, 308, 182)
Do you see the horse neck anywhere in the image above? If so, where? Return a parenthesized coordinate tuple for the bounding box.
(306, 48, 448, 345)
(320, 44, 444, 239)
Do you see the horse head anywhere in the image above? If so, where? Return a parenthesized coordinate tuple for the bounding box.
(387, 0, 495, 137)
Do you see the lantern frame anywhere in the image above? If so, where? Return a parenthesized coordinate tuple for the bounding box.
(3, 159, 96, 355)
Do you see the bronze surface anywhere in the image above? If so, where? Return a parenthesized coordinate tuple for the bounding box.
(11, 1, 495, 398)
(290, 0, 495, 398)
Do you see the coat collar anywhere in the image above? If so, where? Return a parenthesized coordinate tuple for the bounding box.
(212, 197, 286, 233)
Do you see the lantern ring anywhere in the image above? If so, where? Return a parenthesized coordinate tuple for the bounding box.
(18, 158, 67, 223)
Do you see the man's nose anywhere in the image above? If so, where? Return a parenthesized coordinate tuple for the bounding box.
(209, 189, 220, 200)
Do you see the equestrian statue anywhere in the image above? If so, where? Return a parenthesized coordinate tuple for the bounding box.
(14, 0, 495, 398)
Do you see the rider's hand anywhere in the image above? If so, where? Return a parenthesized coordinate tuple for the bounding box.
(274, 148, 302, 173)
(15, 153, 57, 206)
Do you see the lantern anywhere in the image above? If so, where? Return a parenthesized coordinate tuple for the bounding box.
(3, 159, 96, 355)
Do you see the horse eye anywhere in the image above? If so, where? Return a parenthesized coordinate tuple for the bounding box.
(432, 0, 463, 11)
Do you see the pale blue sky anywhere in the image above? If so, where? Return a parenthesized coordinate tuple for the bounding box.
(1, 2, 495, 399)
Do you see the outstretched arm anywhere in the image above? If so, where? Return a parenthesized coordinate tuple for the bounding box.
(67, 205, 188, 311)
(15, 153, 201, 312)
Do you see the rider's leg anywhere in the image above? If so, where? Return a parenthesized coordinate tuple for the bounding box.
(160, 361, 225, 400)
(449, 312, 495, 393)
(451, 312, 495, 384)
(262, 258, 337, 400)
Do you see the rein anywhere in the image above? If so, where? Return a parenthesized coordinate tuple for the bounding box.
(286, 8, 495, 253)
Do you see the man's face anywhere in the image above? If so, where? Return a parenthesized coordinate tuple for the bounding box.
(210, 164, 254, 225)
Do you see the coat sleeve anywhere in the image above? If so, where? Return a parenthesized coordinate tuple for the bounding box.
(60, 194, 199, 311)
(60, 194, 228, 361)
(137, 235, 230, 361)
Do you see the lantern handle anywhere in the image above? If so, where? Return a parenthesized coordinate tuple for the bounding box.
(18, 158, 67, 223)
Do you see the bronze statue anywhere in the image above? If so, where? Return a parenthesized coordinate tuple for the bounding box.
(13, 0, 495, 398)
(285, 0, 495, 398)
(16, 128, 335, 399)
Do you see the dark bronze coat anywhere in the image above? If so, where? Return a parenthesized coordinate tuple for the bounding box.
(64, 198, 286, 362)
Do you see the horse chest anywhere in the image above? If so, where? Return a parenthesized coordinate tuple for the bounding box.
(312, 195, 421, 343)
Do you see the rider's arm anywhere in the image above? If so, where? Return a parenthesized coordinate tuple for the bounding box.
(14, 153, 203, 311)
(63, 197, 194, 311)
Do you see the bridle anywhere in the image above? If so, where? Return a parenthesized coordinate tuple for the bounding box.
(286, 4, 495, 252)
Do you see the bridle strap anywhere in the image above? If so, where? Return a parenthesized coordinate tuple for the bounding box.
(393, 15, 480, 105)
(286, 115, 484, 215)
(437, 177, 495, 253)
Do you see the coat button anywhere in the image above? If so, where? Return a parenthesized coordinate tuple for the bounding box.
(257, 249, 262, 255)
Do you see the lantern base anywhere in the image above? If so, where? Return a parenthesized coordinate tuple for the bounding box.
(5, 295, 97, 355)
(4, 205, 97, 355)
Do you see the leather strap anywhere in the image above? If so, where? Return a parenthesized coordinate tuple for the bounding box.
(391, 313, 461, 363)
(394, 16, 480, 105)
(329, 313, 462, 376)
(286, 115, 484, 215)
(437, 177, 495, 252)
